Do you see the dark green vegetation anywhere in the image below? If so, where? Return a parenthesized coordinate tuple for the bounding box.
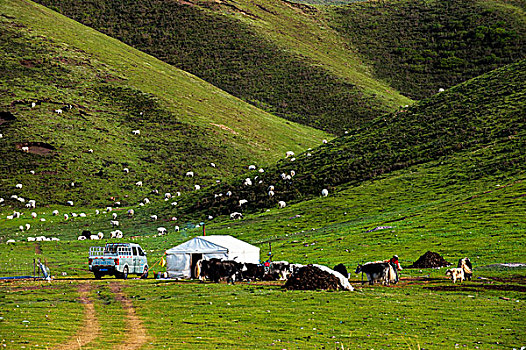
(328, 0, 526, 99)
(0, 0, 328, 207)
(34, 0, 410, 134)
(172, 59, 526, 219)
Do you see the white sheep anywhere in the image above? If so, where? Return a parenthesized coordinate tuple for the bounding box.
(239, 199, 248, 206)
(79, 213, 87, 217)
(13, 211, 21, 218)
(165, 193, 172, 199)
(27, 200, 36, 208)
(25, 223, 31, 230)
(207, 215, 213, 220)
(135, 181, 143, 186)
(114, 201, 120, 206)
(278, 201, 286, 209)
(40, 218, 46, 222)
(70, 182, 75, 187)
(176, 192, 181, 197)
(95, 209, 100, 215)
(157, 227, 167, 235)
(210, 163, 216, 168)
(226, 191, 232, 197)
(258, 168, 265, 173)
(321, 189, 329, 197)
(116, 231, 123, 239)
(174, 226, 180, 232)
(67, 200, 74, 206)
(438, 88, 445, 93)
(248, 165, 256, 170)
(123, 168, 129, 173)
(0, 198, 4, 204)
(127, 209, 134, 216)
(111, 220, 119, 227)
(64, 214, 69, 220)
(17, 197, 25, 203)
(112, 213, 118, 219)
(52, 210, 59, 216)
(186, 171, 194, 177)
(21, 147, 29, 152)
(27, 237, 36, 242)
(230, 212, 243, 220)
(150, 215, 158, 221)
(244, 178, 252, 186)
(6, 239, 16, 244)
(71, 213, 78, 218)
(90, 235, 100, 240)
(143, 198, 150, 204)
(285, 151, 294, 158)
(51, 237, 60, 241)
(132, 129, 140, 135)
(322, 139, 328, 144)
(268, 190, 275, 197)
(194, 185, 201, 190)
(97, 232, 104, 240)
(54, 109, 63, 114)
(30, 170, 35, 175)
(19, 225, 25, 231)
(15, 183, 23, 189)
(31, 212, 37, 219)
(171, 202, 178, 206)
(78, 235, 86, 240)
(171, 217, 177, 221)
(106, 207, 112, 212)
(290, 170, 296, 177)
(290, 158, 296, 162)
(31, 102, 36, 108)
(0, 133, 3, 138)
(6, 215, 13, 220)
(88, 149, 93, 153)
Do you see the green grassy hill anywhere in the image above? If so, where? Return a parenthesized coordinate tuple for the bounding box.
(172, 59, 526, 220)
(33, 0, 411, 134)
(0, 0, 329, 208)
(327, 0, 526, 99)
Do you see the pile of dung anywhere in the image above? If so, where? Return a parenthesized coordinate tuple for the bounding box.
(283, 265, 343, 290)
(408, 251, 451, 268)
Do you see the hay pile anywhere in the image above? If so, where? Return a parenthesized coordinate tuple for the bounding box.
(284, 264, 343, 290)
(408, 251, 451, 268)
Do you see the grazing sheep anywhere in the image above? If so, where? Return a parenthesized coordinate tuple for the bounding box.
(150, 215, 158, 221)
(135, 181, 143, 186)
(0, 198, 4, 204)
(51, 237, 60, 241)
(67, 200, 74, 206)
(54, 109, 63, 114)
(19, 225, 25, 231)
(165, 193, 172, 199)
(28, 200, 36, 208)
(31, 102, 36, 108)
(143, 198, 150, 204)
(106, 207, 112, 212)
(194, 185, 201, 190)
(157, 227, 167, 235)
(171, 217, 177, 221)
(6, 215, 13, 220)
(112, 213, 118, 219)
(88, 149, 93, 153)
(226, 191, 232, 197)
(15, 183, 23, 189)
(78, 235, 87, 240)
(244, 178, 252, 186)
(290, 170, 296, 177)
(90, 234, 100, 240)
(176, 192, 181, 197)
(438, 88, 445, 93)
(71, 213, 78, 218)
(64, 214, 69, 220)
(127, 209, 134, 217)
(31, 212, 37, 219)
(290, 158, 296, 162)
(25, 223, 30, 230)
(13, 211, 21, 218)
(123, 168, 129, 173)
(248, 165, 256, 170)
(230, 212, 243, 220)
(171, 202, 178, 206)
(210, 162, 216, 168)
(0, 133, 2, 138)
(30, 170, 35, 175)
(207, 215, 213, 220)
(97, 232, 104, 239)
(52, 210, 59, 216)
(95, 209, 100, 215)
(111, 220, 119, 227)
(268, 191, 274, 197)
(6, 239, 16, 244)
(174, 226, 180, 232)
(132, 129, 140, 135)
(40, 218, 46, 222)
(70, 182, 75, 187)
(27, 237, 36, 242)
(278, 201, 287, 209)
(17, 197, 25, 203)
(21, 146, 29, 152)
(116, 231, 123, 239)
(322, 139, 328, 144)
(268, 185, 275, 191)
(79, 213, 87, 217)
(239, 199, 248, 206)
(186, 171, 194, 177)
(285, 151, 294, 158)
(114, 201, 121, 206)
(321, 189, 329, 197)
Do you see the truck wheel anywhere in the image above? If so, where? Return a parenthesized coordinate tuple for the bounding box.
(141, 266, 148, 279)
(94, 272, 102, 280)
(121, 266, 129, 280)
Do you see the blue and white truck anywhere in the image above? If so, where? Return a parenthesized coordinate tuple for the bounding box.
(89, 243, 148, 279)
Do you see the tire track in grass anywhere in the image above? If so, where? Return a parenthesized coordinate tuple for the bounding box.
(109, 282, 149, 350)
(55, 282, 100, 350)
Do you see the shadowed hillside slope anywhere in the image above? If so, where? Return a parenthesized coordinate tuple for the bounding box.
(0, 0, 328, 207)
(34, 0, 410, 134)
(327, 0, 526, 100)
(172, 59, 526, 219)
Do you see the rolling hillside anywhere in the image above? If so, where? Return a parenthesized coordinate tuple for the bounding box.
(34, 0, 411, 134)
(173, 59, 526, 220)
(0, 0, 329, 207)
(327, 0, 526, 99)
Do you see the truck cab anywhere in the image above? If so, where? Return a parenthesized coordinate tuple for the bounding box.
(89, 243, 148, 279)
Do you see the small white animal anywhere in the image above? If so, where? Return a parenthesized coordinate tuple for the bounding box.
(321, 189, 329, 197)
(54, 109, 63, 114)
(16, 183, 23, 189)
(112, 213, 118, 219)
(132, 129, 140, 135)
(194, 185, 201, 190)
(135, 181, 143, 186)
(239, 199, 248, 206)
(150, 215, 158, 221)
(67, 200, 74, 206)
(123, 168, 129, 173)
(210, 163, 216, 168)
(285, 151, 294, 158)
(278, 201, 286, 209)
(21, 146, 29, 152)
(445, 268, 464, 283)
(174, 225, 180, 232)
(248, 165, 256, 170)
(186, 171, 194, 177)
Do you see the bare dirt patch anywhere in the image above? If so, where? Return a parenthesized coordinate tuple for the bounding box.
(16, 142, 56, 156)
(210, 122, 239, 135)
(109, 282, 149, 350)
(55, 283, 100, 350)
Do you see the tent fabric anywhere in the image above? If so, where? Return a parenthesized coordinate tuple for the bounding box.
(165, 236, 260, 279)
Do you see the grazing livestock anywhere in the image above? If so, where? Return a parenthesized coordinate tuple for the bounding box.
(31, 212, 37, 219)
(15, 183, 23, 189)
(54, 109, 63, 114)
(186, 171, 194, 177)
(52, 210, 59, 216)
(21, 146, 29, 152)
(0, 133, 2, 138)
(285, 151, 294, 158)
(355, 262, 392, 285)
(165, 193, 172, 199)
(106, 207, 113, 212)
(123, 168, 129, 173)
(210, 163, 216, 168)
(95, 209, 100, 215)
(226, 191, 232, 197)
(445, 268, 464, 283)
(90, 235, 100, 240)
(71, 213, 78, 218)
(78, 235, 87, 240)
(88, 149, 93, 153)
(248, 165, 256, 170)
(290, 170, 296, 177)
(157, 227, 167, 235)
(268, 185, 275, 191)
(244, 178, 252, 186)
(174, 226, 180, 232)
(457, 258, 473, 280)
(67, 200, 74, 206)
(240, 263, 265, 281)
(268, 190, 274, 197)
(171, 202, 178, 206)
(132, 129, 140, 135)
(194, 185, 201, 190)
(322, 139, 328, 144)
(112, 213, 118, 219)
(230, 212, 243, 220)
(79, 213, 87, 217)
(438, 88, 445, 93)
(0, 198, 3, 204)
(27, 237, 36, 242)
(127, 209, 134, 217)
(258, 168, 264, 173)
(278, 201, 286, 209)
(110, 220, 119, 227)
(135, 181, 143, 186)
(197, 259, 243, 283)
(143, 198, 150, 204)
(321, 189, 329, 197)
(97, 232, 104, 240)
(150, 215, 158, 221)
(239, 199, 248, 206)
(63, 214, 69, 220)
(25, 223, 31, 231)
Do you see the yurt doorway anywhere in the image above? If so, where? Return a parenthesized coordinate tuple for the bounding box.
(191, 253, 203, 278)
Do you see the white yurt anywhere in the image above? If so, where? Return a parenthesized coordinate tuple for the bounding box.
(165, 235, 260, 279)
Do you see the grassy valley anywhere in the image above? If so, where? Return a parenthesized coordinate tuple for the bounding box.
(0, 0, 328, 207)
(327, 0, 526, 99)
